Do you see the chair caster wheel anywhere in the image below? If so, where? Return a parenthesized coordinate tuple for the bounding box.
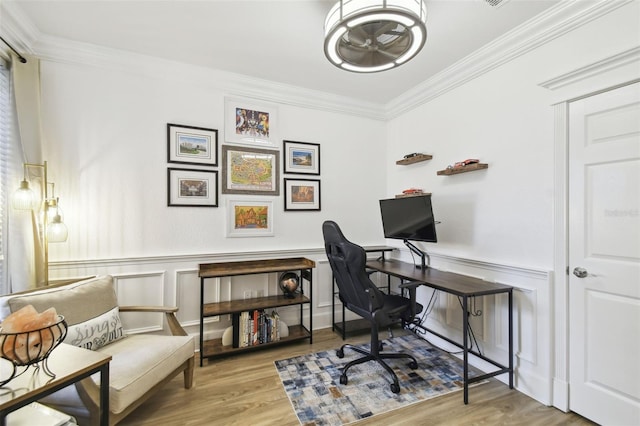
(336, 349, 344, 358)
(340, 374, 348, 385)
(409, 361, 418, 369)
(390, 383, 400, 394)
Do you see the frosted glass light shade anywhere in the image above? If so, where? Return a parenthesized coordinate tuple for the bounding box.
(324, 0, 427, 72)
(47, 215, 68, 242)
(13, 180, 36, 210)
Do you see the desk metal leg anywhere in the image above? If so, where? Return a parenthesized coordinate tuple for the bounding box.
(199, 278, 205, 367)
(508, 289, 514, 389)
(462, 296, 469, 404)
(100, 362, 110, 425)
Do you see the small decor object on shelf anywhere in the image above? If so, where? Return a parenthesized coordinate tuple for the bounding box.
(403, 188, 424, 194)
(0, 304, 68, 385)
(396, 189, 431, 198)
(438, 159, 488, 176)
(395, 153, 433, 165)
(278, 272, 300, 298)
(452, 158, 480, 169)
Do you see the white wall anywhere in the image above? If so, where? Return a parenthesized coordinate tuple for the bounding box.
(386, 0, 640, 268)
(40, 61, 388, 262)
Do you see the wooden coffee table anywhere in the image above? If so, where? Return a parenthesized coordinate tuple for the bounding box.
(0, 343, 111, 425)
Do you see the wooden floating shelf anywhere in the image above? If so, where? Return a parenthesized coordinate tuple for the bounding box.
(437, 163, 488, 176)
(395, 192, 432, 198)
(396, 154, 433, 165)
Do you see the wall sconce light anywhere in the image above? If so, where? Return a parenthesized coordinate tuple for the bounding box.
(13, 161, 69, 285)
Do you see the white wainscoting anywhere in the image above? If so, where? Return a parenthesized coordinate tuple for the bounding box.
(51, 247, 551, 405)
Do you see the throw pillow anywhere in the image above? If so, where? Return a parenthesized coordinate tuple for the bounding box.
(7, 276, 126, 350)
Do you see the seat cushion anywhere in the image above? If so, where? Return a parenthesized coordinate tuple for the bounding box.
(94, 334, 195, 414)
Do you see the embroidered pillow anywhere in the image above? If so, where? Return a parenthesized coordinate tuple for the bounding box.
(7, 275, 126, 350)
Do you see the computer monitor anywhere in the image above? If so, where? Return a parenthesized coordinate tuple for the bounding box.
(379, 195, 437, 243)
(379, 195, 437, 269)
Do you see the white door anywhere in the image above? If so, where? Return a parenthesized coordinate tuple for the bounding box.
(568, 82, 640, 425)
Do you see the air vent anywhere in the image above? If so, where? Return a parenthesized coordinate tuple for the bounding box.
(484, 0, 510, 7)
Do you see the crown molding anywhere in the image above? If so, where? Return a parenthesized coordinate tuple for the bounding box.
(37, 35, 386, 120)
(0, 1, 40, 55)
(1, 0, 631, 121)
(539, 45, 640, 91)
(384, 0, 634, 119)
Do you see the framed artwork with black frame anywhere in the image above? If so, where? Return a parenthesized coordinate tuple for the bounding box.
(284, 178, 321, 211)
(167, 123, 218, 166)
(221, 145, 280, 195)
(283, 140, 320, 175)
(167, 168, 218, 207)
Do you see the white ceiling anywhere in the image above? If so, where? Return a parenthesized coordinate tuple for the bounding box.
(5, 0, 561, 105)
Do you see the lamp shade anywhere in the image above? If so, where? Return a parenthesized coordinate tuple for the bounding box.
(47, 215, 68, 243)
(324, 0, 427, 73)
(13, 180, 36, 210)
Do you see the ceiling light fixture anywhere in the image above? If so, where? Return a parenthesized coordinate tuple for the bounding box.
(324, 0, 428, 73)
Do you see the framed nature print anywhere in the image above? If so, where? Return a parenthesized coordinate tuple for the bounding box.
(284, 178, 321, 211)
(167, 123, 218, 166)
(222, 145, 280, 195)
(225, 97, 279, 147)
(283, 140, 320, 175)
(226, 199, 274, 237)
(167, 168, 218, 207)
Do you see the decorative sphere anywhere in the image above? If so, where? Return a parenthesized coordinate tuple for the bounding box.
(278, 272, 299, 298)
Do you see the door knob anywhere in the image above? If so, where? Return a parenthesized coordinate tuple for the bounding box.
(573, 267, 588, 278)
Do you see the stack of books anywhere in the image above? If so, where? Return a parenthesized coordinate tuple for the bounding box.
(233, 310, 281, 348)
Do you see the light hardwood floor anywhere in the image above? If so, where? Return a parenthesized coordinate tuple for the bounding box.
(120, 328, 595, 425)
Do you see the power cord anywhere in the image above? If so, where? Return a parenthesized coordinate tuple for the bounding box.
(405, 290, 484, 356)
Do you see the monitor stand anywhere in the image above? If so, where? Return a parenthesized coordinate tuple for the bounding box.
(404, 239, 429, 270)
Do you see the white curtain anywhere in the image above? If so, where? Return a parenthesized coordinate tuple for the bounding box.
(7, 54, 45, 291)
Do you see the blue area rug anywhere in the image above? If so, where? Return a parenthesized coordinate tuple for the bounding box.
(274, 334, 481, 426)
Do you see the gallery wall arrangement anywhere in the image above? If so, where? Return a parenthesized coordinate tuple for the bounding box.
(166, 97, 323, 237)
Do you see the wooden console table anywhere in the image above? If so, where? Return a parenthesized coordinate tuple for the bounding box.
(198, 257, 315, 366)
(366, 259, 513, 404)
(0, 343, 111, 425)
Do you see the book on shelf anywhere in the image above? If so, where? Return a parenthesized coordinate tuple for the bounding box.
(232, 309, 282, 348)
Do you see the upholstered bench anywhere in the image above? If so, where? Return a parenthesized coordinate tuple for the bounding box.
(0, 275, 195, 425)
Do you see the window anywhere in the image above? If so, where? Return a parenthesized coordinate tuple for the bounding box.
(0, 61, 12, 293)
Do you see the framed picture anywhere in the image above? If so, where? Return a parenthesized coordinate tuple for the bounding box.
(167, 168, 218, 207)
(283, 140, 320, 175)
(221, 145, 280, 195)
(284, 178, 321, 211)
(167, 123, 218, 166)
(226, 199, 274, 237)
(224, 97, 278, 147)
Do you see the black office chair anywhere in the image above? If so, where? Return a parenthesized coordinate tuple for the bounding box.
(322, 220, 424, 394)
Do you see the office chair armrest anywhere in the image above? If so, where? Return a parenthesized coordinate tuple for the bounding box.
(398, 281, 422, 290)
